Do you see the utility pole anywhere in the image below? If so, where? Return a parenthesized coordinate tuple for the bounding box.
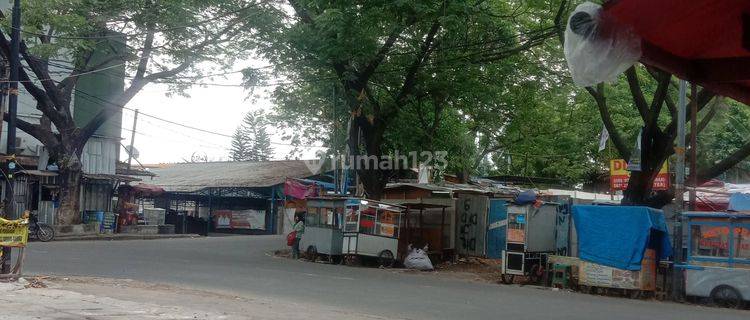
(671, 79, 688, 301)
(689, 83, 698, 210)
(126, 109, 139, 171)
(2, 0, 21, 274)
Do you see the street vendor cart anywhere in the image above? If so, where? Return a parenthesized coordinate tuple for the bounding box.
(501, 203, 559, 284)
(301, 197, 360, 263)
(342, 200, 405, 267)
(547, 205, 672, 298)
(679, 212, 750, 309)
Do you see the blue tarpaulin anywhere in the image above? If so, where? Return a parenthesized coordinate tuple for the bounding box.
(572, 205, 672, 270)
(728, 192, 750, 211)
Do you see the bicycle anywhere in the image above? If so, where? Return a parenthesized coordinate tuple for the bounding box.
(27, 212, 55, 242)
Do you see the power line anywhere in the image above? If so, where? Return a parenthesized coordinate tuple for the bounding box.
(72, 87, 326, 148)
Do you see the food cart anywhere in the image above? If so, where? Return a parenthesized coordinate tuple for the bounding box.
(300, 197, 360, 263)
(501, 203, 559, 284)
(548, 205, 672, 297)
(342, 200, 405, 267)
(680, 212, 750, 309)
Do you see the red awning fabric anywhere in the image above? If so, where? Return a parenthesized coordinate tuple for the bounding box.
(604, 0, 750, 105)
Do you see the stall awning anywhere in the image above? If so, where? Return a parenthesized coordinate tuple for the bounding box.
(604, 0, 750, 104)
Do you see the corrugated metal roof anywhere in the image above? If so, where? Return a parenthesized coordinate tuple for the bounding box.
(140, 160, 320, 192)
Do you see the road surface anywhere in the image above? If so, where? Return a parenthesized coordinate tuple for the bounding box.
(24, 235, 748, 320)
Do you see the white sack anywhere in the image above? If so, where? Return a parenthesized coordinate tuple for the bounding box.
(403, 245, 434, 271)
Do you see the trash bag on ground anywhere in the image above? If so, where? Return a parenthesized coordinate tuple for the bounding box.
(403, 245, 434, 271)
(564, 2, 641, 87)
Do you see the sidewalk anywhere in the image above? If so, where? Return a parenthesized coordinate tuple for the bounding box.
(0, 276, 396, 320)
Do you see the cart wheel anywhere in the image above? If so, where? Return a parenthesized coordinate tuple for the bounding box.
(582, 285, 595, 295)
(711, 285, 745, 309)
(378, 250, 395, 268)
(306, 246, 318, 262)
(344, 255, 360, 266)
(529, 264, 542, 284)
(501, 274, 515, 285)
(629, 290, 642, 300)
(331, 255, 343, 265)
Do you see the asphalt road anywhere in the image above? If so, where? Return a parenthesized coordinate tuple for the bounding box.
(24, 235, 748, 320)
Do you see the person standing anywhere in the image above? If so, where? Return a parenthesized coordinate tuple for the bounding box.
(291, 213, 305, 259)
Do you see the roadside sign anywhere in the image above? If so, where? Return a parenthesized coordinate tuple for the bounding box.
(610, 159, 669, 191)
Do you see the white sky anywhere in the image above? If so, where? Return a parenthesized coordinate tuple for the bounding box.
(119, 65, 325, 164)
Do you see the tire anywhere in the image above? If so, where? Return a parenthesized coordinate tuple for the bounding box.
(36, 224, 55, 242)
(330, 255, 343, 265)
(344, 255, 360, 266)
(711, 285, 745, 309)
(529, 264, 542, 284)
(378, 250, 394, 268)
(306, 246, 317, 262)
(501, 274, 515, 285)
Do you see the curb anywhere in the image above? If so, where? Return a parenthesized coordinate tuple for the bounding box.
(47, 234, 203, 242)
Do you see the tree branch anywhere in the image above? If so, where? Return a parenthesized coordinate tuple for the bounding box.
(695, 139, 750, 183)
(0, 32, 69, 129)
(355, 22, 409, 89)
(646, 71, 670, 130)
(287, 0, 315, 25)
(624, 67, 650, 122)
(394, 20, 441, 107)
(586, 84, 631, 160)
(3, 113, 59, 148)
(696, 97, 721, 134)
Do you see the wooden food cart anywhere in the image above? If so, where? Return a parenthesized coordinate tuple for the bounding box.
(342, 200, 405, 267)
(501, 203, 559, 284)
(680, 212, 750, 309)
(301, 197, 360, 263)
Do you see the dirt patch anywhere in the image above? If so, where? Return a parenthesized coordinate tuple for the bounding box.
(432, 257, 505, 283)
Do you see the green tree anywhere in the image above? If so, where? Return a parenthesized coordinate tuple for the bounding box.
(584, 64, 750, 207)
(229, 128, 250, 161)
(230, 110, 274, 161)
(1, 0, 279, 224)
(256, 0, 568, 198)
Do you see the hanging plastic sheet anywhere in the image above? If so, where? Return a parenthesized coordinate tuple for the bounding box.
(564, 2, 642, 87)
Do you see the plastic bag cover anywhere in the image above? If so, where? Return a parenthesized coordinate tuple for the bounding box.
(564, 2, 642, 87)
(403, 245, 434, 270)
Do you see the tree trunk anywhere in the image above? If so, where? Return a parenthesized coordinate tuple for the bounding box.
(56, 156, 83, 225)
(348, 113, 390, 200)
(621, 128, 673, 208)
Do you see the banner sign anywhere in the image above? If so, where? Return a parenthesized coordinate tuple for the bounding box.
(214, 209, 266, 230)
(610, 159, 669, 191)
(0, 217, 29, 247)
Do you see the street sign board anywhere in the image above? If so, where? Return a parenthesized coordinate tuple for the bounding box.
(610, 159, 669, 191)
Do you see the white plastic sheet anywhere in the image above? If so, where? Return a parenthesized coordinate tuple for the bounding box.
(564, 2, 642, 87)
(403, 245, 434, 271)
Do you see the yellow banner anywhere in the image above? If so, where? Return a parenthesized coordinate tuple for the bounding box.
(610, 159, 668, 175)
(0, 217, 29, 247)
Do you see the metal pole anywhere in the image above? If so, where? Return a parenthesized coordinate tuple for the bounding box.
(689, 83, 698, 211)
(1, 0, 21, 274)
(126, 109, 139, 171)
(671, 79, 687, 301)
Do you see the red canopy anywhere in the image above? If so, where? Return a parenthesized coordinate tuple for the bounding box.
(604, 0, 750, 105)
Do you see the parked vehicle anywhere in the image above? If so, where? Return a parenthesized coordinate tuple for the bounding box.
(301, 197, 359, 263)
(28, 212, 54, 242)
(342, 200, 405, 267)
(681, 212, 750, 309)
